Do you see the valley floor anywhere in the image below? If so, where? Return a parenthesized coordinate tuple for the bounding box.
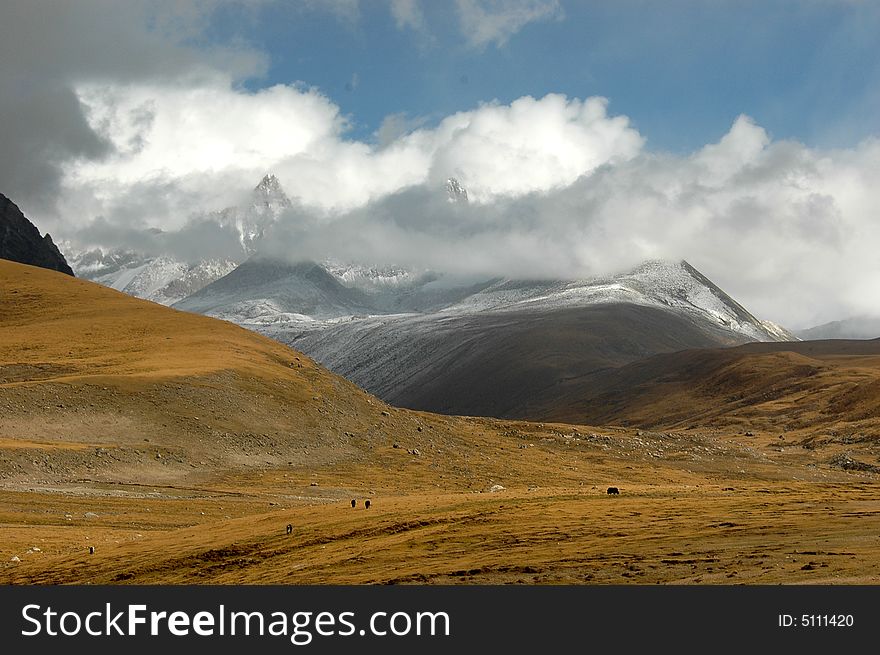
(3, 423, 879, 585)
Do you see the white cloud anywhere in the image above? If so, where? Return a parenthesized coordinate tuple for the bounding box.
(455, 0, 563, 49)
(693, 114, 771, 184)
(374, 112, 430, 147)
(390, 0, 427, 32)
(422, 94, 643, 199)
(74, 81, 343, 183)
(64, 84, 642, 224)
(0, 0, 267, 214)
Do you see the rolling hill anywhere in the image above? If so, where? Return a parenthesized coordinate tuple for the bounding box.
(538, 338, 880, 441)
(0, 257, 400, 487)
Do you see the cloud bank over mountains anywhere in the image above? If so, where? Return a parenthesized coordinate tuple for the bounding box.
(61, 73, 880, 328)
(70, 87, 642, 219)
(1, 1, 879, 328)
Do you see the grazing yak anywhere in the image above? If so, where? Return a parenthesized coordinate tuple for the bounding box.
(365, 500, 371, 509)
(607, 487, 620, 495)
(286, 524, 293, 535)
(351, 499, 357, 508)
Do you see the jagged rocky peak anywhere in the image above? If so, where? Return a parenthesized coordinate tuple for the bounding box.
(0, 192, 75, 276)
(253, 173, 292, 209)
(445, 177, 468, 203)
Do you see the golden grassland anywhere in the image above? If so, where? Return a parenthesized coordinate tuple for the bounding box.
(1, 259, 878, 584)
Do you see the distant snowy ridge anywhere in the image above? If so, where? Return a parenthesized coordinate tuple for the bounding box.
(434, 260, 793, 342)
(322, 261, 427, 289)
(61, 174, 291, 305)
(185, 256, 793, 346)
(66, 250, 238, 306)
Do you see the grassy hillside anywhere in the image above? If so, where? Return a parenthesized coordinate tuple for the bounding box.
(539, 339, 880, 438)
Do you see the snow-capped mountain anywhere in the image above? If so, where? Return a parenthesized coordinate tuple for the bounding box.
(173, 258, 374, 323)
(65, 175, 476, 307)
(212, 173, 292, 255)
(437, 260, 792, 342)
(57, 170, 799, 420)
(191, 258, 792, 343)
(172, 256, 795, 418)
(62, 174, 291, 305)
(323, 261, 424, 290)
(445, 177, 468, 203)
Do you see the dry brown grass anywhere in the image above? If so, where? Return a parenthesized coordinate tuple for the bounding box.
(1, 259, 878, 584)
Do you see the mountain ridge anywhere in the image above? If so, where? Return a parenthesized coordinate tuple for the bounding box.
(798, 316, 880, 341)
(1, 193, 74, 276)
(219, 258, 797, 419)
(533, 337, 880, 432)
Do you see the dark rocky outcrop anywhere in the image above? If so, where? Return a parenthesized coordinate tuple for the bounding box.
(0, 193, 74, 276)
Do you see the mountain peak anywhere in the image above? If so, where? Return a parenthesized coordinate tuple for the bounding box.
(623, 260, 795, 342)
(0, 192, 75, 276)
(253, 174, 292, 208)
(255, 173, 281, 192)
(445, 177, 468, 204)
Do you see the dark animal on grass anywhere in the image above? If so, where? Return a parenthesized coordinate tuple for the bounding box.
(365, 500, 371, 509)
(286, 524, 293, 535)
(89, 546, 95, 555)
(351, 499, 357, 508)
(607, 487, 620, 495)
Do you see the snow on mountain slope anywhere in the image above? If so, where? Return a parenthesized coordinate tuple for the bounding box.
(221, 257, 796, 418)
(270, 299, 772, 420)
(149, 258, 239, 305)
(105, 256, 187, 298)
(323, 261, 424, 290)
(436, 260, 793, 342)
(66, 246, 152, 279)
(172, 258, 375, 321)
(180, 256, 792, 346)
(69, 251, 238, 306)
